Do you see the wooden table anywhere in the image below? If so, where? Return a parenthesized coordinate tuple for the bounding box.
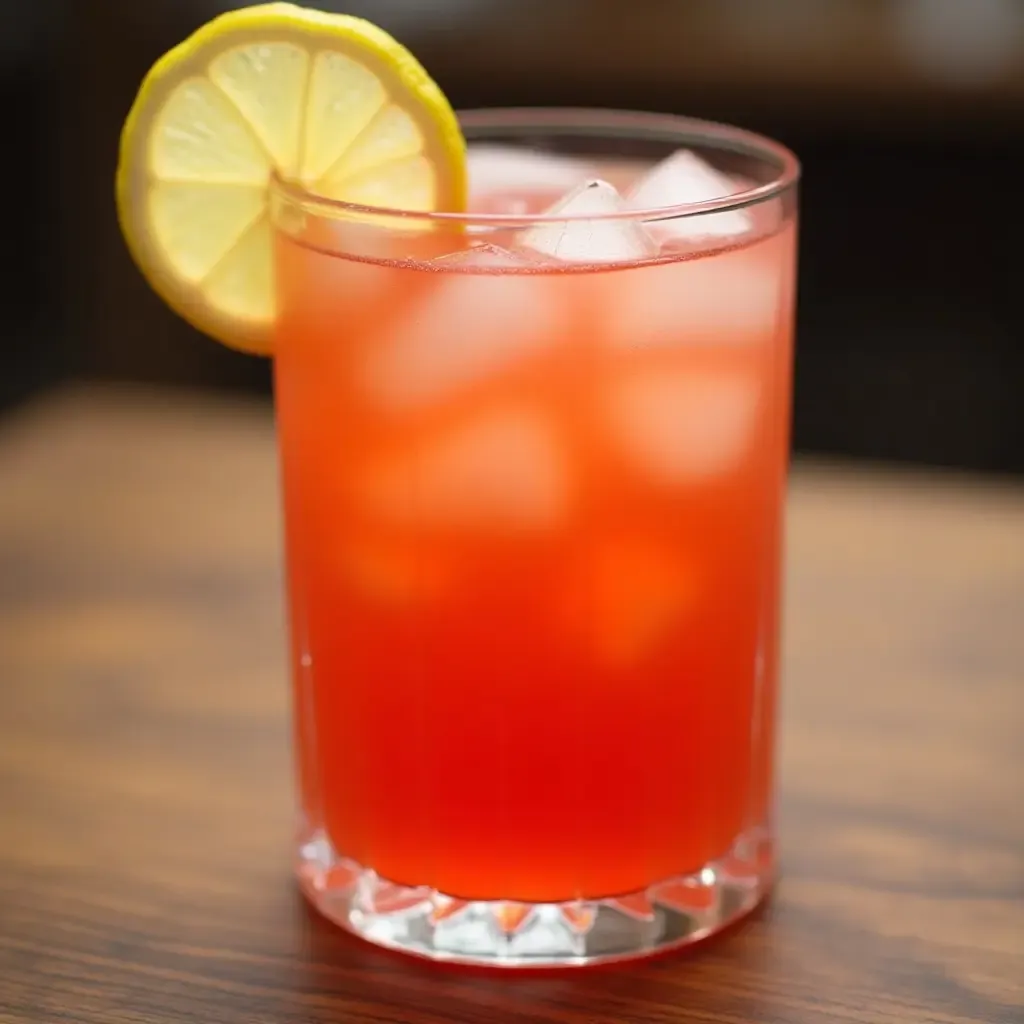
(1, 385, 1022, 1024)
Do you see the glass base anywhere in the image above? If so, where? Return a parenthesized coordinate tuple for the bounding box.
(298, 829, 774, 967)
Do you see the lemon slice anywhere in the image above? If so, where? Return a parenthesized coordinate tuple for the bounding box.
(116, 3, 467, 355)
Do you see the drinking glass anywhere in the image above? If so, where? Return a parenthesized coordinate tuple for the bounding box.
(271, 109, 799, 966)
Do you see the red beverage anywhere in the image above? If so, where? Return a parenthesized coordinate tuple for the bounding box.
(274, 111, 799, 964)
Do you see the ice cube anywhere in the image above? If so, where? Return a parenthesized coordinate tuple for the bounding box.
(357, 406, 569, 531)
(603, 368, 762, 484)
(517, 180, 659, 265)
(337, 536, 454, 605)
(277, 238, 401, 347)
(468, 145, 594, 199)
(432, 243, 540, 269)
(559, 538, 698, 668)
(627, 150, 752, 242)
(605, 240, 788, 350)
(361, 245, 562, 412)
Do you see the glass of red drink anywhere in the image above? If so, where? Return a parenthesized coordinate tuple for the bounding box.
(271, 108, 799, 967)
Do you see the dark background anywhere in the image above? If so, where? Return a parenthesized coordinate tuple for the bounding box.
(4, 0, 1023, 474)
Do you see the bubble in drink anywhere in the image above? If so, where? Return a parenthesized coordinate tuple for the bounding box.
(356, 405, 570, 531)
(627, 150, 752, 243)
(517, 179, 659, 264)
(603, 367, 761, 484)
(360, 245, 563, 412)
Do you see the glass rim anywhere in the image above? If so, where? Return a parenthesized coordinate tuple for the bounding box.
(270, 107, 800, 228)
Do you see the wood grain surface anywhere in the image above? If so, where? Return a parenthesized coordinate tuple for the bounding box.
(0, 385, 1022, 1024)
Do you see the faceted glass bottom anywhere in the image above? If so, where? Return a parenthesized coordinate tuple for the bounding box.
(298, 827, 774, 967)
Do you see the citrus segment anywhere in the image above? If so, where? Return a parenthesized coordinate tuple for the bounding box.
(208, 43, 310, 174)
(148, 182, 265, 282)
(149, 78, 270, 183)
(300, 51, 387, 182)
(201, 217, 275, 323)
